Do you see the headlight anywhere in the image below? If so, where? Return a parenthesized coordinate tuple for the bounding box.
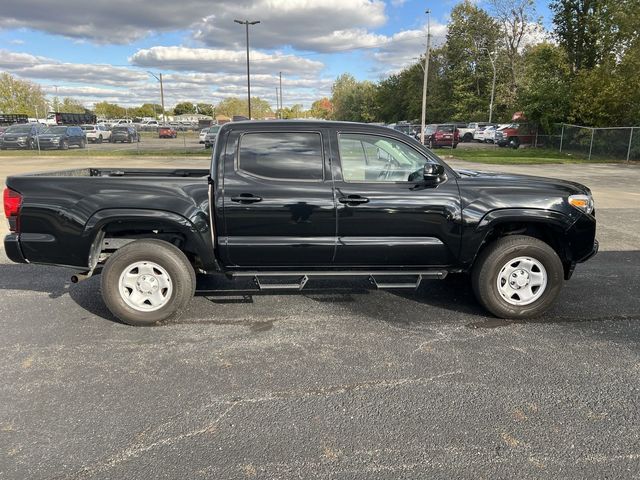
(17, 136, 27, 141)
(568, 194, 594, 214)
(51, 138, 60, 143)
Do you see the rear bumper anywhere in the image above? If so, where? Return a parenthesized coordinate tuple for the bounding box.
(3, 234, 27, 264)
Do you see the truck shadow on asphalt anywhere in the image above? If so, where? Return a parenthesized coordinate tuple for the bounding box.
(0, 251, 637, 328)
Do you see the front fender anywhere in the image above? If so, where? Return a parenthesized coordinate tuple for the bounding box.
(459, 207, 577, 266)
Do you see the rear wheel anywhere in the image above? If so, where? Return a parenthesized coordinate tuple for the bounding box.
(79, 138, 86, 148)
(60, 139, 69, 150)
(509, 137, 520, 149)
(97, 135, 103, 144)
(100, 239, 196, 326)
(462, 133, 472, 142)
(471, 235, 563, 319)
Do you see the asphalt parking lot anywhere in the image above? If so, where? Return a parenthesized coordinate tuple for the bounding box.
(1, 155, 639, 478)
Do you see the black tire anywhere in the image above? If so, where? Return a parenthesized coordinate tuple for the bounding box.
(28, 139, 36, 150)
(100, 239, 196, 326)
(428, 139, 434, 149)
(127, 136, 132, 143)
(79, 139, 86, 148)
(509, 137, 520, 149)
(471, 235, 564, 319)
(60, 139, 69, 150)
(452, 142, 457, 149)
(97, 135, 103, 144)
(462, 133, 472, 142)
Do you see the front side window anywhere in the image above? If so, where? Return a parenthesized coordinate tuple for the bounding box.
(338, 133, 433, 182)
(238, 132, 323, 181)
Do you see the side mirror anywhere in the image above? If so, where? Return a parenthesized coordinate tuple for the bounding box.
(423, 163, 446, 184)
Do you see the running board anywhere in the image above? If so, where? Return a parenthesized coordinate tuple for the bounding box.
(229, 270, 448, 292)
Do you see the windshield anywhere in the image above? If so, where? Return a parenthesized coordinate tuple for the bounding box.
(208, 126, 220, 133)
(6, 125, 33, 133)
(81, 126, 95, 131)
(112, 127, 127, 132)
(44, 126, 67, 134)
(438, 125, 455, 133)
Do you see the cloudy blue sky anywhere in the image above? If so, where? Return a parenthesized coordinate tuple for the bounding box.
(0, 0, 552, 109)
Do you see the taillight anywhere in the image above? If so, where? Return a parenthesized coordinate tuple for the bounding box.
(3, 187, 22, 232)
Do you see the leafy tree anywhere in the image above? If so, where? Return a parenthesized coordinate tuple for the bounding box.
(215, 97, 273, 119)
(58, 97, 86, 114)
(94, 101, 126, 119)
(309, 98, 333, 119)
(488, 0, 540, 96)
(445, 1, 503, 119)
(0, 72, 48, 117)
(331, 74, 378, 122)
(173, 102, 196, 115)
(517, 43, 572, 129)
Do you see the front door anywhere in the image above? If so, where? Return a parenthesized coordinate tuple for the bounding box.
(332, 131, 461, 267)
(222, 128, 336, 267)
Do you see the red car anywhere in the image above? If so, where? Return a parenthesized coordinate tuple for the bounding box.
(423, 124, 459, 148)
(158, 126, 177, 139)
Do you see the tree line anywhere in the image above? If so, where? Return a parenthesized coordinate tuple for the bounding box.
(330, 0, 640, 129)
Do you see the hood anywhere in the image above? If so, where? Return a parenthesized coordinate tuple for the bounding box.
(455, 168, 590, 195)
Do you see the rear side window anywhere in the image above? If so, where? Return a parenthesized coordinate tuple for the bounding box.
(238, 132, 323, 181)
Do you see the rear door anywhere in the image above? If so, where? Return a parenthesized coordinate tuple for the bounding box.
(221, 126, 336, 267)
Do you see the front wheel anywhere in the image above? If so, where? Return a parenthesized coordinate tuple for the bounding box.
(471, 235, 564, 319)
(100, 239, 196, 326)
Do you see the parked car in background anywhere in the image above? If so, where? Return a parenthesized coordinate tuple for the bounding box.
(204, 125, 221, 148)
(0, 123, 44, 150)
(81, 124, 111, 144)
(111, 126, 139, 143)
(37, 126, 86, 150)
(158, 126, 177, 138)
(0, 127, 6, 141)
(423, 124, 459, 148)
(199, 128, 208, 143)
(481, 126, 497, 143)
(387, 122, 418, 136)
(495, 123, 536, 149)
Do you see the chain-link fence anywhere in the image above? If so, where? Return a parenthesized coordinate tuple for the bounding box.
(546, 124, 638, 162)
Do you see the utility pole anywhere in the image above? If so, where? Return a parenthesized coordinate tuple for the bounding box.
(235, 19, 260, 119)
(279, 72, 283, 117)
(147, 71, 166, 123)
(488, 51, 497, 123)
(276, 87, 280, 118)
(420, 9, 431, 145)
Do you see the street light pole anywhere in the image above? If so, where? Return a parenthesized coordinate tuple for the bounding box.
(235, 19, 260, 119)
(147, 71, 166, 123)
(420, 9, 431, 145)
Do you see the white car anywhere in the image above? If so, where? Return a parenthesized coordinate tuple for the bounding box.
(485, 124, 509, 143)
(81, 124, 111, 143)
(199, 128, 208, 144)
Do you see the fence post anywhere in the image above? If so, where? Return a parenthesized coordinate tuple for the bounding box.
(534, 127, 538, 148)
(588, 128, 594, 161)
(559, 124, 565, 153)
(627, 128, 634, 163)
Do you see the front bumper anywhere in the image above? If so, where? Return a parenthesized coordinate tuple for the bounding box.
(4, 234, 27, 264)
(1, 140, 29, 149)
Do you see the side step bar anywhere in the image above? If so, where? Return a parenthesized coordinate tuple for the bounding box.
(229, 270, 448, 291)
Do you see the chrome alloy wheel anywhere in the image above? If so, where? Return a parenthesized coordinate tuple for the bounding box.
(496, 256, 547, 306)
(118, 261, 173, 312)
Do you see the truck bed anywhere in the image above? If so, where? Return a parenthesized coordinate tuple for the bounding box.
(26, 167, 210, 178)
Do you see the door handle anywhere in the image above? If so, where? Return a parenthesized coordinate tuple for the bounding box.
(231, 194, 262, 203)
(338, 195, 370, 205)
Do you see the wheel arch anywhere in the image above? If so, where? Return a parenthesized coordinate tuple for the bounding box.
(469, 209, 575, 279)
(83, 208, 215, 272)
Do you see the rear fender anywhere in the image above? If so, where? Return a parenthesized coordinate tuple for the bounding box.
(84, 208, 218, 271)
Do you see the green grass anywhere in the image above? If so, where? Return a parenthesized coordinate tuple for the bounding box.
(445, 147, 617, 164)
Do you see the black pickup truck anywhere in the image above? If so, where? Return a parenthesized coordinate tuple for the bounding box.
(3, 121, 598, 326)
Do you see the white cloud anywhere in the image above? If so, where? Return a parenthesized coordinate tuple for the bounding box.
(129, 46, 324, 76)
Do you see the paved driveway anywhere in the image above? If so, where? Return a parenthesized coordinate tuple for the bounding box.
(1, 157, 639, 479)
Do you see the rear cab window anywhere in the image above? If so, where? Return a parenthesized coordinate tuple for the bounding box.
(237, 132, 324, 181)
